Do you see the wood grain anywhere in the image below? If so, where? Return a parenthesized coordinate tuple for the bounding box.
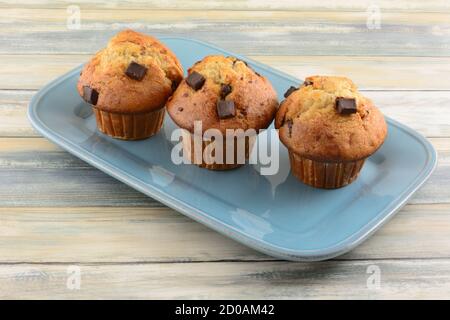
(0, 204, 449, 264)
(1, 0, 449, 12)
(0, 0, 449, 299)
(2, 55, 450, 90)
(1, 259, 450, 299)
(1, 8, 450, 56)
(2, 90, 449, 138)
(0, 137, 447, 206)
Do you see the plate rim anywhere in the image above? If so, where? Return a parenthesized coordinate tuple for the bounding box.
(27, 37, 438, 261)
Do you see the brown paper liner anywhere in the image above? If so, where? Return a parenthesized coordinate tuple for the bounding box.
(289, 151, 366, 189)
(181, 130, 256, 170)
(93, 107, 165, 140)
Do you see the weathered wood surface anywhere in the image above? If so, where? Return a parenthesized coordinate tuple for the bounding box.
(2, 55, 450, 90)
(1, 0, 450, 11)
(1, 259, 450, 299)
(0, 1, 449, 299)
(2, 90, 450, 137)
(0, 204, 449, 264)
(1, 8, 450, 56)
(0, 137, 448, 206)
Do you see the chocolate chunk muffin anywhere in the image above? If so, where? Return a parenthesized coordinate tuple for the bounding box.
(275, 75, 387, 188)
(167, 55, 278, 170)
(77, 29, 183, 140)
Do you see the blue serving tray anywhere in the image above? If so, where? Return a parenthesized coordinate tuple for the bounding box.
(28, 38, 437, 261)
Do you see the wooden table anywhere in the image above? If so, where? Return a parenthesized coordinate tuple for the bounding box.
(1, 1, 449, 299)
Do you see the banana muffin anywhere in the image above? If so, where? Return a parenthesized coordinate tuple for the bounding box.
(77, 29, 183, 140)
(167, 55, 278, 170)
(275, 75, 387, 188)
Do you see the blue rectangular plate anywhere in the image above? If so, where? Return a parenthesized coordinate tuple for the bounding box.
(28, 38, 437, 261)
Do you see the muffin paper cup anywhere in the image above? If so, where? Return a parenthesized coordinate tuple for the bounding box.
(181, 130, 256, 170)
(93, 107, 165, 140)
(289, 151, 366, 189)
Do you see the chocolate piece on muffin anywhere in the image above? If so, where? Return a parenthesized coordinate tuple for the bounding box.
(167, 55, 279, 170)
(77, 29, 183, 140)
(275, 76, 387, 188)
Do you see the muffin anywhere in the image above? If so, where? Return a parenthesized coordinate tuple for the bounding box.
(275, 76, 387, 189)
(77, 29, 183, 140)
(167, 55, 278, 170)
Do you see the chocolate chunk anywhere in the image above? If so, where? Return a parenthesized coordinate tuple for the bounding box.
(303, 80, 313, 86)
(186, 71, 205, 90)
(125, 62, 148, 81)
(171, 79, 180, 92)
(220, 84, 232, 98)
(82, 86, 99, 105)
(284, 86, 298, 98)
(217, 100, 235, 119)
(335, 97, 357, 115)
(286, 119, 293, 137)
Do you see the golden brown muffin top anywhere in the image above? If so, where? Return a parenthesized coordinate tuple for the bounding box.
(275, 76, 387, 162)
(166, 55, 278, 134)
(77, 29, 183, 113)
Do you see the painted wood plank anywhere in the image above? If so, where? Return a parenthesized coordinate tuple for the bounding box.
(1, 259, 450, 299)
(0, 204, 449, 263)
(2, 55, 450, 90)
(0, 0, 446, 299)
(2, 90, 449, 138)
(1, 0, 449, 12)
(259, 56, 450, 91)
(1, 9, 450, 56)
(0, 137, 447, 206)
(0, 206, 266, 263)
(0, 168, 157, 207)
(371, 92, 450, 138)
(0, 91, 36, 137)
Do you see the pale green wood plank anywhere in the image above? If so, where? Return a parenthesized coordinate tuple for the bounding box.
(0, 160, 444, 206)
(2, 55, 450, 90)
(0, 206, 267, 263)
(261, 56, 450, 91)
(0, 168, 158, 207)
(0, 137, 447, 206)
(2, 90, 449, 138)
(0, 90, 35, 137)
(1, 259, 450, 299)
(1, 9, 450, 56)
(1, 0, 449, 12)
(0, 204, 449, 263)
